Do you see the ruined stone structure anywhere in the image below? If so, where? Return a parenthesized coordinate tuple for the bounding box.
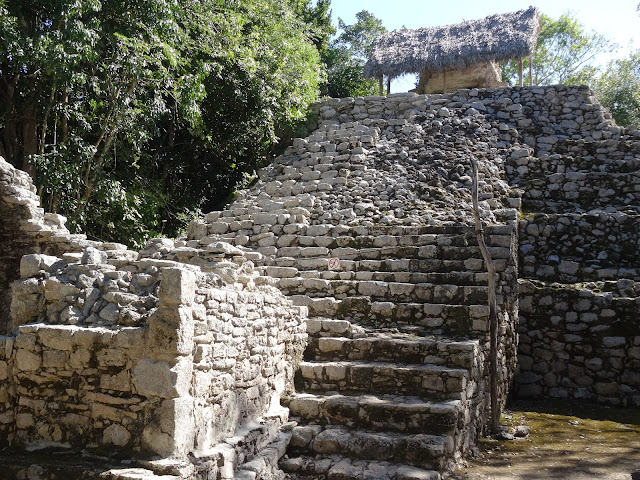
(0, 84, 639, 479)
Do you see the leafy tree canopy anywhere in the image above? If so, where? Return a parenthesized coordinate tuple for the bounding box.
(502, 12, 613, 86)
(595, 50, 640, 127)
(322, 10, 386, 98)
(0, 0, 322, 247)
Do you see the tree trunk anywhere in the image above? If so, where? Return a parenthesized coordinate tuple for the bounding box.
(21, 102, 38, 177)
(471, 157, 500, 435)
(1, 76, 19, 165)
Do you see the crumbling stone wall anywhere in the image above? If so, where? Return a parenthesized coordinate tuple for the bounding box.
(4, 255, 305, 459)
(0, 157, 307, 478)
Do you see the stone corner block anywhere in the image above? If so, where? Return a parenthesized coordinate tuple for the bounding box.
(158, 267, 196, 307)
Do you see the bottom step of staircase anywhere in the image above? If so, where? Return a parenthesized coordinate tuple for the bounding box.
(281, 454, 441, 480)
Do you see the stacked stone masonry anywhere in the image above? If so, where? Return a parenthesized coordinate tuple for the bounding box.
(1, 83, 639, 479)
(0, 158, 307, 480)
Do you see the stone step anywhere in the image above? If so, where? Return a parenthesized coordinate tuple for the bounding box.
(274, 244, 510, 262)
(296, 360, 470, 400)
(306, 318, 368, 339)
(264, 268, 488, 285)
(277, 278, 488, 304)
(304, 334, 480, 371)
(523, 171, 640, 212)
(294, 296, 490, 335)
(274, 256, 502, 274)
(268, 232, 507, 250)
(285, 425, 453, 471)
(284, 392, 464, 435)
(280, 454, 441, 480)
(546, 138, 640, 173)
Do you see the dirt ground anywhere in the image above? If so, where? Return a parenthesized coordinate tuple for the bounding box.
(448, 401, 640, 480)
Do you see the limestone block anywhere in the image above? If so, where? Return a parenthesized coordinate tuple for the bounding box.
(81, 246, 108, 265)
(44, 278, 80, 302)
(20, 254, 60, 278)
(158, 267, 196, 307)
(133, 356, 191, 399)
(99, 303, 120, 323)
(357, 281, 388, 297)
(102, 424, 131, 447)
(42, 349, 66, 368)
(142, 397, 196, 456)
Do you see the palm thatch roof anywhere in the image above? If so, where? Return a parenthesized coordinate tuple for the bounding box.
(364, 7, 539, 79)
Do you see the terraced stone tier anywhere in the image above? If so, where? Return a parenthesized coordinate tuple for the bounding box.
(266, 269, 489, 286)
(523, 171, 640, 213)
(305, 334, 480, 370)
(274, 244, 511, 263)
(272, 257, 498, 275)
(280, 454, 441, 480)
(278, 278, 489, 305)
(296, 360, 470, 400)
(285, 392, 464, 435)
(295, 296, 490, 335)
(286, 425, 453, 471)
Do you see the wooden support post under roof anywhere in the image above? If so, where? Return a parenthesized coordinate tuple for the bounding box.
(386, 76, 391, 95)
(379, 76, 384, 96)
(518, 58, 523, 87)
(528, 55, 533, 85)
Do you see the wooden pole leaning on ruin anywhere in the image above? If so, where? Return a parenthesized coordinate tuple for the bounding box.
(471, 157, 500, 434)
(518, 58, 523, 87)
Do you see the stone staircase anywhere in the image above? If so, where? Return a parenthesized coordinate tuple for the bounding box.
(269, 225, 512, 480)
(188, 221, 516, 479)
(185, 92, 522, 478)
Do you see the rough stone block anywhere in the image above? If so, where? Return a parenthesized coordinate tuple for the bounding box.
(20, 254, 60, 278)
(158, 267, 196, 307)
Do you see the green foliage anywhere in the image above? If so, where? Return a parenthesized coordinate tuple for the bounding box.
(502, 12, 613, 86)
(595, 50, 640, 127)
(322, 10, 386, 98)
(0, 0, 322, 247)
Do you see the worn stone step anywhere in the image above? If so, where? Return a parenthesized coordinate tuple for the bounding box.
(280, 454, 441, 480)
(277, 278, 488, 304)
(284, 392, 464, 435)
(306, 317, 368, 339)
(274, 256, 502, 274)
(293, 296, 490, 335)
(266, 268, 489, 285)
(305, 334, 480, 370)
(296, 360, 470, 400)
(285, 425, 453, 471)
(275, 244, 511, 262)
(523, 171, 640, 212)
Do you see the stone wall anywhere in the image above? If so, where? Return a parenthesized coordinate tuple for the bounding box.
(516, 281, 640, 406)
(3, 255, 306, 459)
(0, 158, 134, 335)
(0, 157, 307, 478)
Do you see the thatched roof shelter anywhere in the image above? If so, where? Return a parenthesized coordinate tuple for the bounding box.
(364, 6, 540, 81)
